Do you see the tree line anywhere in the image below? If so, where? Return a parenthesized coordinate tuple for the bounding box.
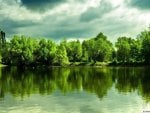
(0, 29, 150, 66)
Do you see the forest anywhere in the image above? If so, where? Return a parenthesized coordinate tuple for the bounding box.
(0, 29, 150, 66)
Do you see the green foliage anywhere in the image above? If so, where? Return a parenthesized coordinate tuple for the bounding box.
(82, 32, 113, 63)
(115, 37, 142, 63)
(6, 35, 38, 66)
(1, 29, 150, 66)
(53, 43, 69, 66)
(130, 39, 142, 62)
(66, 40, 82, 62)
(115, 37, 131, 63)
(1, 42, 11, 64)
(115, 29, 149, 64)
(140, 30, 150, 63)
(34, 39, 56, 65)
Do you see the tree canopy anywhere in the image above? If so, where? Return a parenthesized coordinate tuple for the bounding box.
(0, 29, 150, 66)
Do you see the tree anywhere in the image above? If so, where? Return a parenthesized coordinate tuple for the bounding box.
(1, 29, 150, 66)
(9, 36, 37, 66)
(139, 30, 150, 64)
(34, 39, 56, 65)
(82, 40, 89, 62)
(94, 38, 113, 62)
(53, 43, 69, 66)
(1, 42, 11, 65)
(130, 39, 142, 62)
(82, 39, 95, 62)
(115, 36, 143, 63)
(82, 32, 113, 63)
(66, 40, 82, 62)
(115, 37, 131, 63)
(2, 35, 38, 66)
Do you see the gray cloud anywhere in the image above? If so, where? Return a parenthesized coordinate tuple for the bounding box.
(0, 16, 39, 38)
(19, 0, 67, 12)
(13, 16, 93, 41)
(48, 28, 92, 40)
(0, 0, 149, 42)
(80, 0, 113, 22)
(127, 0, 150, 10)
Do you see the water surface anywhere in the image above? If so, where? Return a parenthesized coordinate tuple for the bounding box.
(0, 67, 150, 113)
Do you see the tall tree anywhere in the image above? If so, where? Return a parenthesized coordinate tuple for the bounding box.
(140, 30, 150, 64)
(34, 39, 56, 65)
(2, 35, 38, 66)
(66, 40, 82, 62)
(82, 32, 113, 63)
(53, 43, 69, 66)
(130, 39, 142, 62)
(115, 37, 131, 63)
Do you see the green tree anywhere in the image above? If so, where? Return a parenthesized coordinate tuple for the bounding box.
(82, 40, 89, 62)
(139, 30, 150, 64)
(53, 43, 69, 66)
(66, 40, 82, 62)
(115, 37, 143, 63)
(82, 39, 94, 62)
(9, 35, 37, 66)
(2, 42, 11, 65)
(1, 29, 150, 66)
(82, 32, 113, 63)
(34, 39, 56, 65)
(115, 37, 131, 63)
(130, 39, 142, 62)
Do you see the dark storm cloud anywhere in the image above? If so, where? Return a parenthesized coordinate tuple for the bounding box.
(20, 0, 67, 12)
(0, 17, 39, 38)
(48, 28, 92, 40)
(127, 0, 150, 10)
(0, 0, 149, 42)
(32, 16, 94, 40)
(80, 0, 113, 22)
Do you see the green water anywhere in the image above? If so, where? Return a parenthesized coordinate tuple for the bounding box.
(0, 67, 149, 113)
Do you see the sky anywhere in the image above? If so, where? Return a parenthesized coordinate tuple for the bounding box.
(0, 0, 150, 42)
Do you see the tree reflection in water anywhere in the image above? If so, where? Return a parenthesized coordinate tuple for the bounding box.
(0, 67, 149, 102)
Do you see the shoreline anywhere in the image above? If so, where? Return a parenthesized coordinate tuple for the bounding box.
(1, 62, 150, 68)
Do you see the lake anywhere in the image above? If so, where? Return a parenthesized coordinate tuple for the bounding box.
(0, 66, 150, 113)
